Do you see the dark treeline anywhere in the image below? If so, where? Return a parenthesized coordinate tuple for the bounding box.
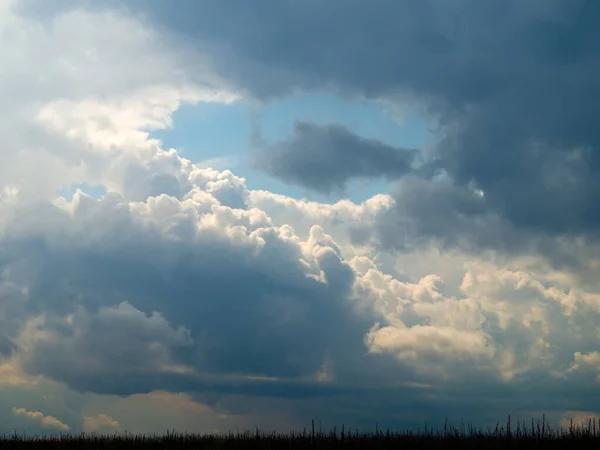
(2, 416, 599, 449)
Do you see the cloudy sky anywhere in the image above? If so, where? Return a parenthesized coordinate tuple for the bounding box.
(1, 0, 600, 435)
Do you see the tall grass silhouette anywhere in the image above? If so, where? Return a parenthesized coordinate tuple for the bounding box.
(2, 415, 599, 449)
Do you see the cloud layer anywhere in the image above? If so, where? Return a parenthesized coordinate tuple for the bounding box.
(94, 0, 600, 249)
(1, 0, 600, 436)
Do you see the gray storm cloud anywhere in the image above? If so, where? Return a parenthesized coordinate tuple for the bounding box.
(251, 121, 418, 194)
(70, 0, 600, 250)
(2, 0, 600, 434)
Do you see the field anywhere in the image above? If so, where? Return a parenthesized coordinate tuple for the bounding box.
(1, 416, 599, 449)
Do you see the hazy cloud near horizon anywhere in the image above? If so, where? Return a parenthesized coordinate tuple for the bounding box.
(1, 0, 600, 435)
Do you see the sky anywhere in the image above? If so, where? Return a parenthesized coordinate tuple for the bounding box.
(1, 0, 600, 436)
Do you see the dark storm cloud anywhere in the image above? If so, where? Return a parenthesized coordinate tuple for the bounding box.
(14, 0, 600, 248)
(8, 0, 600, 431)
(101, 0, 525, 102)
(251, 121, 417, 194)
(3, 194, 388, 396)
(197, 371, 600, 433)
(142, 0, 600, 247)
(10, 194, 593, 418)
(365, 175, 532, 254)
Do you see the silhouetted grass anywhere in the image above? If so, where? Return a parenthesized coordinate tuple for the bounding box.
(2, 416, 599, 449)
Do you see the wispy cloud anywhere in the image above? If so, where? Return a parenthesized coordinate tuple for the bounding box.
(13, 407, 70, 431)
